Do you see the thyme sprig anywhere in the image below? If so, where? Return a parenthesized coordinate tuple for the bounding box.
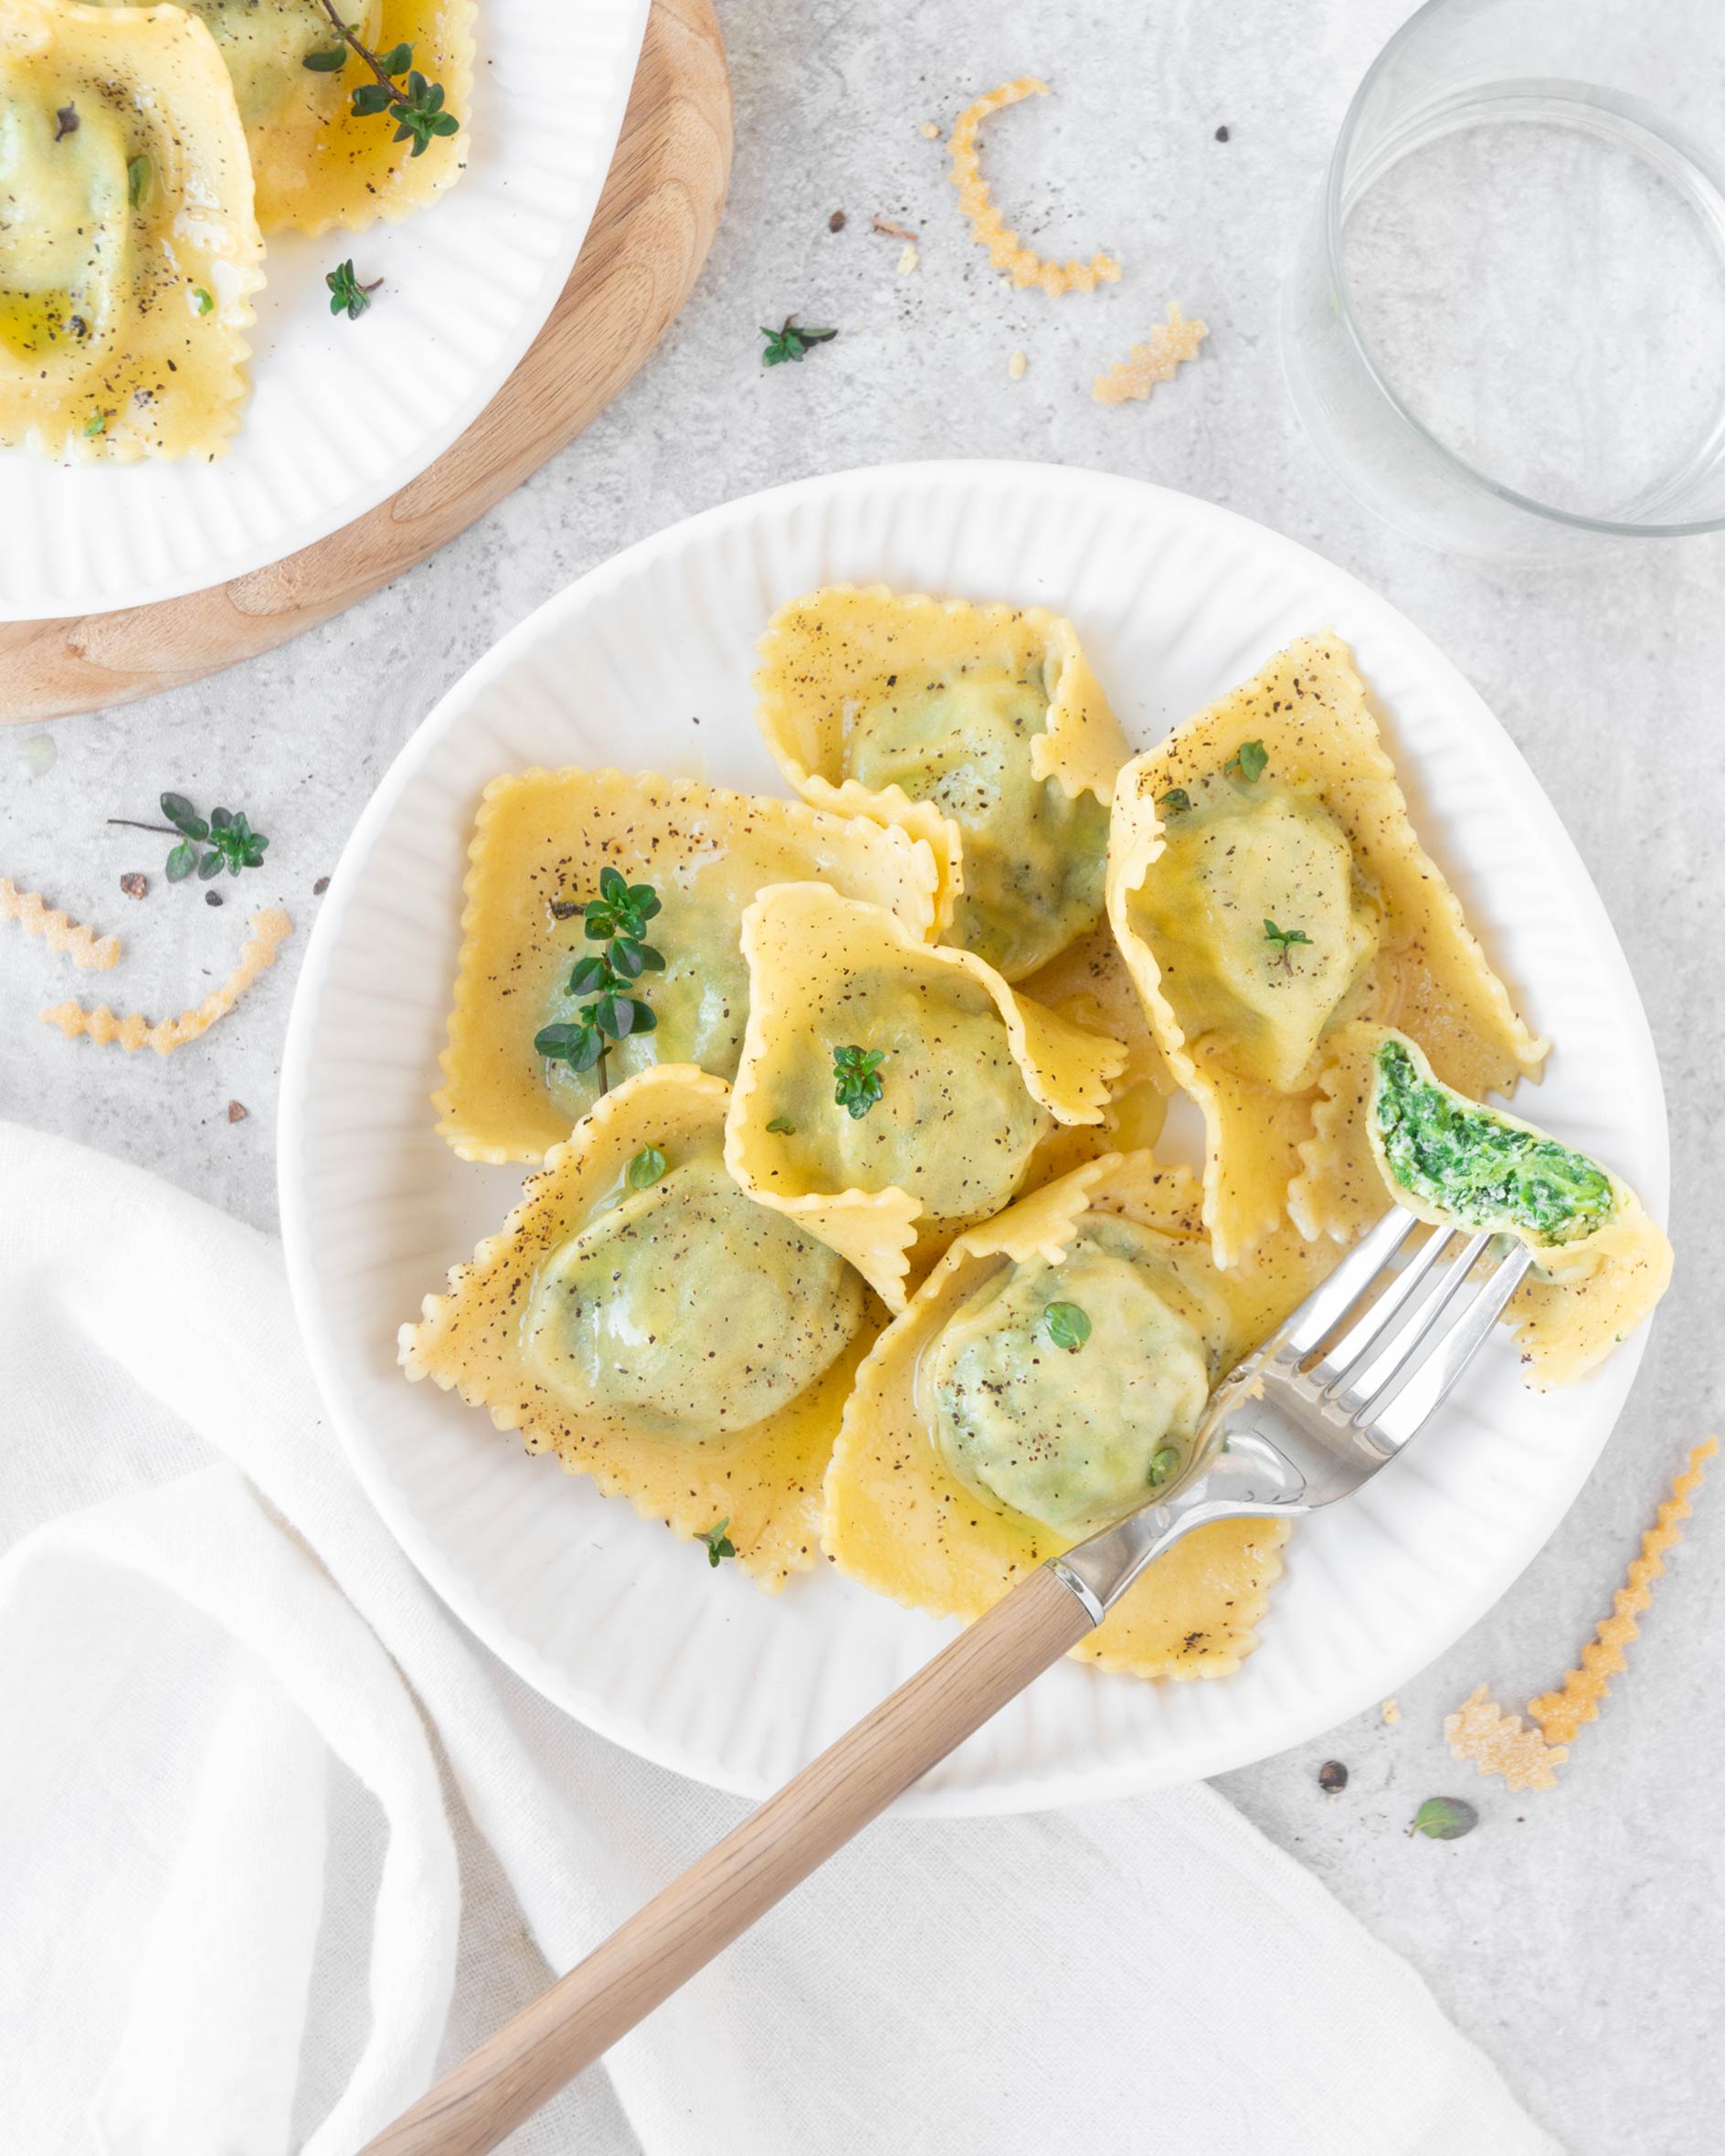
(534, 866, 663, 1091)
(109, 793, 270, 883)
(1263, 917, 1311, 973)
(831, 1044, 885, 1118)
(326, 260, 381, 320)
(304, 2, 460, 158)
(762, 317, 838, 366)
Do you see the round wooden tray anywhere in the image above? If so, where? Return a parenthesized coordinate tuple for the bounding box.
(0, 0, 730, 724)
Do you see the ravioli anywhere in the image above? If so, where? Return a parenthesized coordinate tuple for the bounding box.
(923, 1214, 1227, 1536)
(1296, 1025, 1671, 1389)
(81, 0, 476, 234)
(725, 880, 1127, 1311)
(1107, 634, 1547, 1266)
(0, 0, 264, 460)
(435, 767, 943, 1165)
(755, 586, 1132, 980)
(401, 1065, 879, 1590)
(823, 1153, 1331, 1679)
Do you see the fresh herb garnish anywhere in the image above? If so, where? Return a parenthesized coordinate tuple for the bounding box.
(82, 412, 107, 438)
(831, 1044, 884, 1118)
(1224, 740, 1268, 782)
(325, 259, 381, 320)
(1043, 1301, 1091, 1353)
(192, 288, 214, 316)
(626, 1145, 667, 1190)
(127, 154, 152, 208)
(534, 866, 663, 1092)
(761, 317, 839, 366)
(700, 1517, 736, 1568)
(1147, 1443, 1181, 1486)
(303, 2, 461, 157)
(1411, 1796, 1478, 1842)
(1263, 917, 1311, 972)
(765, 1115, 796, 1135)
(1156, 787, 1191, 815)
(132, 793, 271, 883)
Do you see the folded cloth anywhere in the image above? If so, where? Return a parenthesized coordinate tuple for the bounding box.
(0, 1122, 1560, 2156)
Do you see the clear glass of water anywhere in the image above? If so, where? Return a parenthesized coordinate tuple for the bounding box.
(1281, 0, 1725, 559)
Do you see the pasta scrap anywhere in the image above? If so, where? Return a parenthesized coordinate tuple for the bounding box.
(1444, 1687, 1565, 1794)
(41, 907, 291, 1055)
(1529, 1436, 1717, 1746)
(1445, 1439, 1715, 1788)
(1093, 305, 1210, 406)
(1, 878, 120, 970)
(947, 78, 1121, 296)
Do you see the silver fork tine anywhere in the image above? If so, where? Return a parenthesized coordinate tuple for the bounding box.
(1049, 1208, 1542, 1630)
(1305, 1223, 1465, 1388)
(1364, 1240, 1535, 1447)
(1330, 1231, 1493, 1419)
(1278, 1205, 1422, 1358)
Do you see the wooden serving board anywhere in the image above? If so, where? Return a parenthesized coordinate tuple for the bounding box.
(0, 0, 731, 724)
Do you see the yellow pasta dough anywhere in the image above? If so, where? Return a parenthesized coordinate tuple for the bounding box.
(823, 1152, 1330, 1679)
(725, 880, 1127, 1312)
(1017, 919, 1172, 1184)
(80, 0, 475, 234)
(40, 905, 291, 1053)
(1296, 1024, 1671, 1388)
(1, 877, 119, 968)
(947, 77, 1121, 297)
(401, 1065, 881, 1591)
(0, 0, 265, 460)
(434, 766, 943, 1166)
(755, 586, 1132, 980)
(1106, 632, 1546, 1266)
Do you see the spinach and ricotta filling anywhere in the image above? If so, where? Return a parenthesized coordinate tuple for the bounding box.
(1370, 1036, 1616, 1245)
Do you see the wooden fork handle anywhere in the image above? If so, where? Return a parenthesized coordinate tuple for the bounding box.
(360, 1564, 1095, 2156)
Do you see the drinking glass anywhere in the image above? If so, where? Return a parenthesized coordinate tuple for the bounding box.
(1281, 0, 1725, 559)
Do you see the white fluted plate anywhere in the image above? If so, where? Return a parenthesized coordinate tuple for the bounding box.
(278, 462, 1667, 1814)
(0, 0, 649, 620)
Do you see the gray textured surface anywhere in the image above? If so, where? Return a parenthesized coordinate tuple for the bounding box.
(3, 1, 1722, 2146)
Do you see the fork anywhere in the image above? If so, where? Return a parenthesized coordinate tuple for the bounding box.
(362, 1205, 1531, 2156)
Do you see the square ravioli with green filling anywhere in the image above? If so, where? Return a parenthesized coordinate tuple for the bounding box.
(823, 1152, 1331, 1678)
(434, 766, 943, 1164)
(725, 880, 1127, 1312)
(1296, 1025, 1671, 1388)
(754, 586, 1132, 981)
(0, 0, 265, 460)
(402, 1065, 882, 1590)
(1106, 632, 1547, 1267)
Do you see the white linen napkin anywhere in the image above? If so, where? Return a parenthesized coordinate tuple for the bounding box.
(0, 1120, 1560, 2156)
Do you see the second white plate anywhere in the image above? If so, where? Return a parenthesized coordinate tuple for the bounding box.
(279, 460, 1667, 1814)
(0, 0, 649, 620)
